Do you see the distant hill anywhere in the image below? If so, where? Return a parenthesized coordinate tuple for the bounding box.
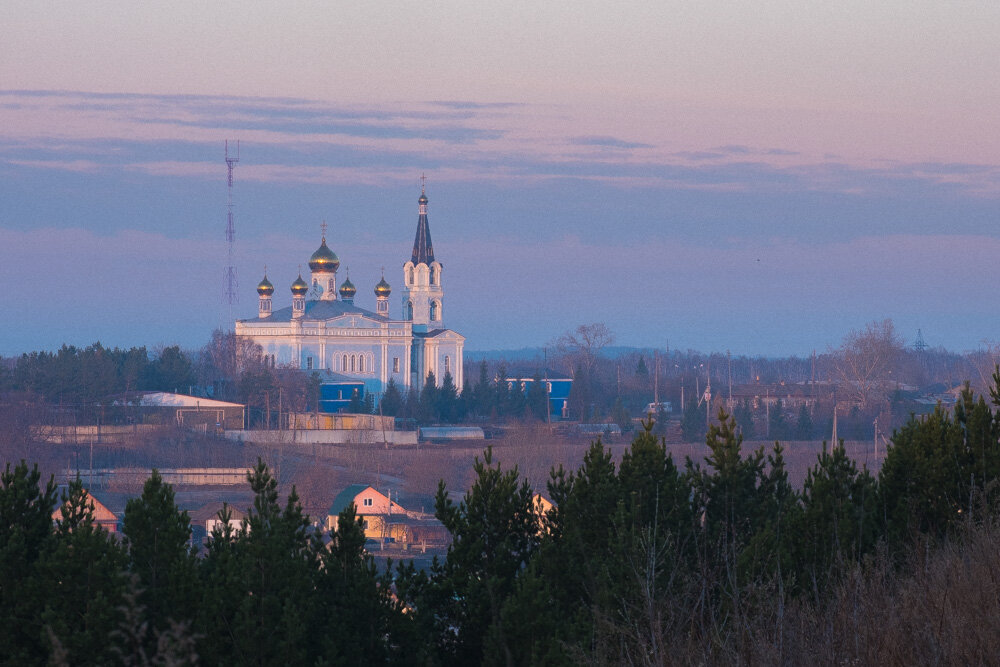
(465, 346, 669, 363)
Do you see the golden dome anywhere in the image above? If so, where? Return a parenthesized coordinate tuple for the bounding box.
(256, 275, 274, 296)
(308, 237, 340, 273)
(374, 276, 391, 297)
(339, 277, 356, 298)
(290, 274, 309, 296)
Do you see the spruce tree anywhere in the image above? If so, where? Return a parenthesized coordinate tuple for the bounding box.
(379, 378, 403, 416)
(437, 371, 459, 423)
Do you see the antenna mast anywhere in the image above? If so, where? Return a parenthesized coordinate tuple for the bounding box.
(224, 140, 240, 326)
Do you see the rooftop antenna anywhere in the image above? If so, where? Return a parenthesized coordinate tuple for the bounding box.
(913, 329, 929, 352)
(224, 140, 240, 326)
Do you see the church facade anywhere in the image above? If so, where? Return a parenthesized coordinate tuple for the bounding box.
(234, 188, 464, 399)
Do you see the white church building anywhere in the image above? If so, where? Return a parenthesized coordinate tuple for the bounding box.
(235, 187, 464, 397)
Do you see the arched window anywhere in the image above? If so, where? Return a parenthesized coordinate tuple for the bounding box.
(342, 354, 348, 371)
(430, 266, 437, 285)
(406, 266, 413, 285)
(406, 301, 413, 321)
(430, 301, 439, 321)
(359, 356, 365, 373)
(444, 355, 450, 375)
(351, 355, 356, 372)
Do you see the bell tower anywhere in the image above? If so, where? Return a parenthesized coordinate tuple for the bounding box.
(402, 178, 444, 329)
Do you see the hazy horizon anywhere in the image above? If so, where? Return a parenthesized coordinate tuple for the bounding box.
(3, 4, 998, 357)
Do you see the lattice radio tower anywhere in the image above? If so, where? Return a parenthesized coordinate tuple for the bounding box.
(224, 140, 240, 326)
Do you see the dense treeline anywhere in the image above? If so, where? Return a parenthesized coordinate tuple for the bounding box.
(5, 377, 1000, 663)
(3, 320, 996, 434)
(2, 343, 196, 405)
(375, 364, 550, 425)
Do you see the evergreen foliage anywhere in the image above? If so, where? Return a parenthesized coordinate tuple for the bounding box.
(379, 378, 403, 416)
(10, 375, 1000, 663)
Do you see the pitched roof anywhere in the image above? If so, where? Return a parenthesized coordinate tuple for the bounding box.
(328, 484, 374, 516)
(189, 502, 247, 523)
(417, 328, 465, 339)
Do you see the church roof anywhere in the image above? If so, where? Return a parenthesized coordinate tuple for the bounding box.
(417, 328, 461, 339)
(411, 192, 435, 265)
(240, 299, 382, 323)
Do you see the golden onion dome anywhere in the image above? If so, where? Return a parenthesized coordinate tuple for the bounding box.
(308, 237, 340, 273)
(256, 274, 274, 296)
(339, 277, 356, 298)
(290, 274, 309, 296)
(374, 276, 392, 297)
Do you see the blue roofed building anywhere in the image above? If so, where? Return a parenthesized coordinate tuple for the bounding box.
(507, 368, 573, 420)
(318, 375, 366, 413)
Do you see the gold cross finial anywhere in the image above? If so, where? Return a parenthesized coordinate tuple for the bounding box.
(320, 220, 327, 240)
(420, 173, 426, 194)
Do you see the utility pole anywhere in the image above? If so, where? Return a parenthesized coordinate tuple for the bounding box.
(727, 349, 732, 410)
(224, 140, 240, 327)
(653, 349, 659, 405)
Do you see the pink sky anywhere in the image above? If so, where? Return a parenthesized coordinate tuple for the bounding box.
(1, 4, 999, 355)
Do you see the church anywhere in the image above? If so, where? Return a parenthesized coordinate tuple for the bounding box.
(235, 187, 464, 400)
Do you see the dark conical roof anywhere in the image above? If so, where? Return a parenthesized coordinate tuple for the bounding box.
(411, 190, 434, 265)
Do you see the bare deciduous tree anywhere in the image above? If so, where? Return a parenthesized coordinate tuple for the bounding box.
(832, 319, 904, 409)
(553, 323, 615, 376)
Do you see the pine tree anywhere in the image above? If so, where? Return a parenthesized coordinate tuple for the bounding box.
(318, 502, 398, 663)
(795, 403, 814, 440)
(198, 460, 319, 666)
(769, 399, 789, 440)
(795, 442, 876, 599)
(41, 478, 129, 665)
(681, 396, 706, 442)
(524, 372, 549, 422)
(610, 396, 631, 432)
(0, 462, 58, 663)
(427, 447, 539, 665)
(122, 470, 197, 637)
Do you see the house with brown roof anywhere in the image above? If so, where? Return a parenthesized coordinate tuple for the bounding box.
(52, 488, 118, 533)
